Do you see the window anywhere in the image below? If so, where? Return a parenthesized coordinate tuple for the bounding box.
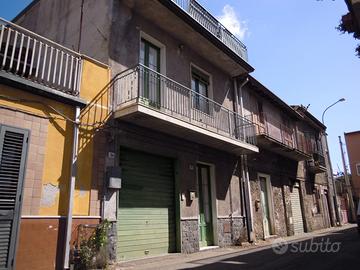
(140, 38, 161, 105)
(191, 67, 210, 114)
(357, 163, 360, 176)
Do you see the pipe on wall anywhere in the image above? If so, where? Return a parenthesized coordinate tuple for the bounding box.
(233, 77, 255, 242)
(63, 106, 81, 269)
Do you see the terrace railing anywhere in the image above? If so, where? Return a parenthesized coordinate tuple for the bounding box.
(113, 64, 256, 146)
(0, 18, 82, 96)
(171, 0, 248, 61)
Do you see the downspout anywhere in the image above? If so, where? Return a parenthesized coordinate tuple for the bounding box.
(234, 77, 255, 242)
(63, 106, 81, 269)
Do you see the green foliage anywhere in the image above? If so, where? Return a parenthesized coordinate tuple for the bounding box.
(337, 12, 360, 58)
(77, 220, 111, 269)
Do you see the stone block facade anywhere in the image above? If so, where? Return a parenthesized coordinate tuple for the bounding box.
(181, 219, 199, 253)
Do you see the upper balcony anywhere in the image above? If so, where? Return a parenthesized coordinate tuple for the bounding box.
(131, 0, 253, 77)
(112, 64, 258, 155)
(170, 0, 248, 61)
(247, 112, 311, 161)
(0, 17, 83, 104)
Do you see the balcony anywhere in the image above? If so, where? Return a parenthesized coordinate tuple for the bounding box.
(170, 0, 248, 61)
(112, 64, 258, 155)
(0, 17, 82, 98)
(308, 152, 327, 174)
(247, 113, 311, 161)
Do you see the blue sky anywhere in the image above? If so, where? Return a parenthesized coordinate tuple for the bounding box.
(1, 0, 359, 174)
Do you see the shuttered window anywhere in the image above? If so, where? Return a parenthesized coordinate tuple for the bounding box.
(0, 125, 28, 269)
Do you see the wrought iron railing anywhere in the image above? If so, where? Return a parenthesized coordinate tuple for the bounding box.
(113, 64, 256, 146)
(246, 112, 295, 148)
(171, 0, 248, 61)
(0, 17, 82, 96)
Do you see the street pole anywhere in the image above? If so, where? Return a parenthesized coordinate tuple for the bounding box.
(321, 98, 345, 226)
(338, 135, 357, 222)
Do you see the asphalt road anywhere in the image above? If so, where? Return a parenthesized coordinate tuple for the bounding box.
(179, 227, 360, 270)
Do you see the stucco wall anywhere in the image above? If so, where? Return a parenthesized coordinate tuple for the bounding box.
(345, 132, 360, 200)
(14, 0, 111, 63)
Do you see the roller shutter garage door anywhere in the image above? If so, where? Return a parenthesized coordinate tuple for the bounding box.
(290, 185, 304, 235)
(117, 148, 176, 261)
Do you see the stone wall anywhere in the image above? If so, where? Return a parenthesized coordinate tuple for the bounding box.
(181, 219, 199, 253)
(217, 217, 247, 247)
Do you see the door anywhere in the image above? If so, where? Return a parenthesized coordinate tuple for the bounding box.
(259, 176, 272, 238)
(191, 71, 209, 114)
(197, 164, 213, 247)
(0, 126, 28, 269)
(140, 38, 161, 106)
(290, 184, 305, 235)
(117, 148, 176, 261)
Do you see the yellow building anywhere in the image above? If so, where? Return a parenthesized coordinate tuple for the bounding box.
(0, 18, 109, 269)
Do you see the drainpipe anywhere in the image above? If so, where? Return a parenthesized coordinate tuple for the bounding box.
(234, 77, 255, 242)
(63, 106, 81, 269)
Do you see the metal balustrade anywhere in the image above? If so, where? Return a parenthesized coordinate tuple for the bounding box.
(171, 0, 248, 61)
(113, 64, 256, 146)
(0, 18, 82, 96)
(247, 112, 296, 148)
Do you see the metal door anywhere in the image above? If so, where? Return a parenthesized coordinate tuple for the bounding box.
(290, 185, 305, 235)
(0, 126, 28, 269)
(117, 148, 175, 261)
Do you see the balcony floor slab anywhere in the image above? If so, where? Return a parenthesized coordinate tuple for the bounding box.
(114, 103, 259, 155)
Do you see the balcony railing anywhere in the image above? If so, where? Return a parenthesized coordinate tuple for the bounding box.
(113, 64, 256, 146)
(247, 112, 295, 148)
(171, 0, 248, 62)
(0, 18, 82, 96)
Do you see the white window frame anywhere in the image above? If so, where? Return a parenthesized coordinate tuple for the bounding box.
(356, 163, 360, 176)
(140, 31, 166, 76)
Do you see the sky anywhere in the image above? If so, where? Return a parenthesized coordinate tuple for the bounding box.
(1, 0, 359, 174)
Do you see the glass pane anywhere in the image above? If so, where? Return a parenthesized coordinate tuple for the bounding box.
(149, 46, 159, 71)
(140, 41, 145, 65)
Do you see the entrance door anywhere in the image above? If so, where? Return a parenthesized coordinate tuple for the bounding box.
(140, 38, 161, 106)
(197, 164, 213, 247)
(290, 184, 305, 235)
(117, 148, 176, 261)
(259, 176, 272, 238)
(0, 126, 28, 269)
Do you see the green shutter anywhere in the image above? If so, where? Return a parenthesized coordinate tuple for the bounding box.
(0, 125, 28, 269)
(117, 148, 175, 261)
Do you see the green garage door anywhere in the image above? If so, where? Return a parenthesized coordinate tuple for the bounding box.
(117, 148, 176, 261)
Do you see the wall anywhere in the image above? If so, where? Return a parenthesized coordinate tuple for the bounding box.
(345, 132, 360, 200)
(14, 0, 112, 63)
(0, 57, 110, 269)
(109, 1, 235, 111)
(242, 85, 295, 145)
(247, 150, 296, 240)
(106, 122, 247, 255)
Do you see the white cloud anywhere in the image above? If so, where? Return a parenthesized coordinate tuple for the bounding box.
(217, 4, 248, 41)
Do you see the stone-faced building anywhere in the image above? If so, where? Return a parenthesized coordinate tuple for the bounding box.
(4, 0, 336, 268)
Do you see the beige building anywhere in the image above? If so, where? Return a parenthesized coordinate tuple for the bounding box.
(345, 131, 360, 203)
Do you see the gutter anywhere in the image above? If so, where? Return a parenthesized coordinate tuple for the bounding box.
(63, 106, 81, 269)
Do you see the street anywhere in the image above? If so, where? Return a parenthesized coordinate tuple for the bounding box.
(117, 225, 360, 270)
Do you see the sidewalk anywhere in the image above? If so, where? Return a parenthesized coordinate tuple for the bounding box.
(114, 224, 357, 270)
